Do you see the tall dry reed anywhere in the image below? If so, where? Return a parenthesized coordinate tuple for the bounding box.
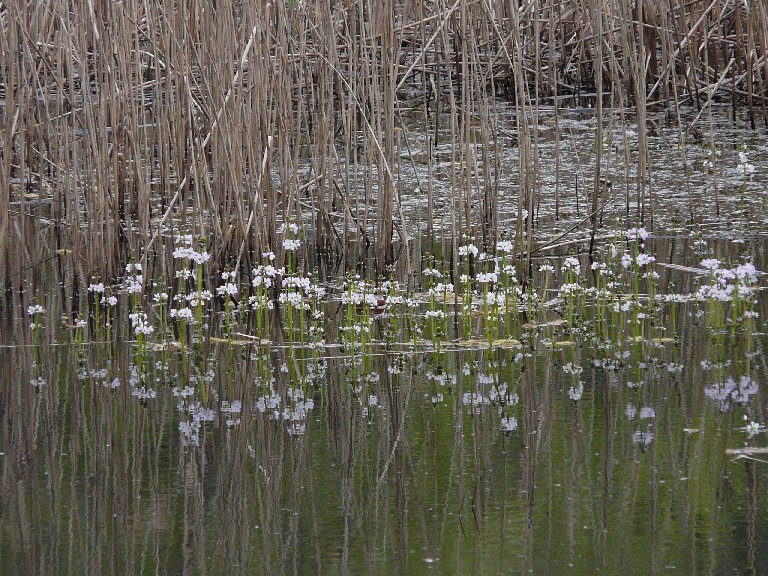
(1, 0, 766, 292)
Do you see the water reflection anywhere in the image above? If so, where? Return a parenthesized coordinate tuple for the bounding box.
(2, 254, 768, 575)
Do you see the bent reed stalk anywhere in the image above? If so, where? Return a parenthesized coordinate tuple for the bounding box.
(1, 0, 766, 294)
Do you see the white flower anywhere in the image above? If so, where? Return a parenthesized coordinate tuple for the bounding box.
(568, 382, 584, 401)
(27, 304, 44, 315)
(217, 282, 238, 296)
(192, 251, 210, 265)
(745, 421, 764, 435)
(128, 312, 153, 335)
(561, 256, 581, 276)
(283, 238, 301, 251)
(173, 246, 192, 259)
(636, 253, 655, 267)
(153, 292, 169, 303)
(127, 274, 144, 294)
(424, 310, 445, 319)
(736, 151, 755, 177)
(170, 307, 194, 323)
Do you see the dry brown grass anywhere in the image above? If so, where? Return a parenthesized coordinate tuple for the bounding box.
(1, 0, 765, 289)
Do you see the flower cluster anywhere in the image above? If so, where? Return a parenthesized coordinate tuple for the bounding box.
(128, 312, 154, 335)
(736, 151, 755, 178)
(626, 227, 649, 242)
(173, 235, 210, 265)
(561, 256, 581, 276)
(279, 223, 301, 252)
(704, 376, 759, 411)
(126, 263, 143, 293)
(696, 260, 760, 302)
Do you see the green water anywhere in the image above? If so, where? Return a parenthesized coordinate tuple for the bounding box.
(2, 267, 766, 575)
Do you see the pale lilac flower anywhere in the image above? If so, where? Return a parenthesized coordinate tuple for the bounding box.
(632, 430, 654, 445)
(283, 238, 301, 251)
(640, 406, 655, 419)
(626, 227, 649, 241)
(500, 416, 518, 432)
(131, 386, 157, 399)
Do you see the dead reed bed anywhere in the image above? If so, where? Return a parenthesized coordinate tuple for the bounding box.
(1, 0, 766, 293)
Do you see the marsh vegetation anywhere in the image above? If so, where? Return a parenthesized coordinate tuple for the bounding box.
(2, 1, 768, 574)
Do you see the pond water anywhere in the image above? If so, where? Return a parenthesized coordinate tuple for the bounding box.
(2, 231, 767, 574)
(392, 103, 768, 244)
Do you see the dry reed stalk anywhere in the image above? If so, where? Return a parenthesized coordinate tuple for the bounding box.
(588, 0, 604, 256)
(1, 0, 766, 290)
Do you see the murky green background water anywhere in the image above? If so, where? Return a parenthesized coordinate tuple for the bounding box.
(2, 241, 767, 575)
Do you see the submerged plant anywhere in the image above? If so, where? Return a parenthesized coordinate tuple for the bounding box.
(251, 252, 279, 340)
(458, 236, 478, 339)
(27, 303, 45, 362)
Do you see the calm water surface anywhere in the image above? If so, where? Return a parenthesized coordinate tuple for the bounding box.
(2, 239, 767, 575)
